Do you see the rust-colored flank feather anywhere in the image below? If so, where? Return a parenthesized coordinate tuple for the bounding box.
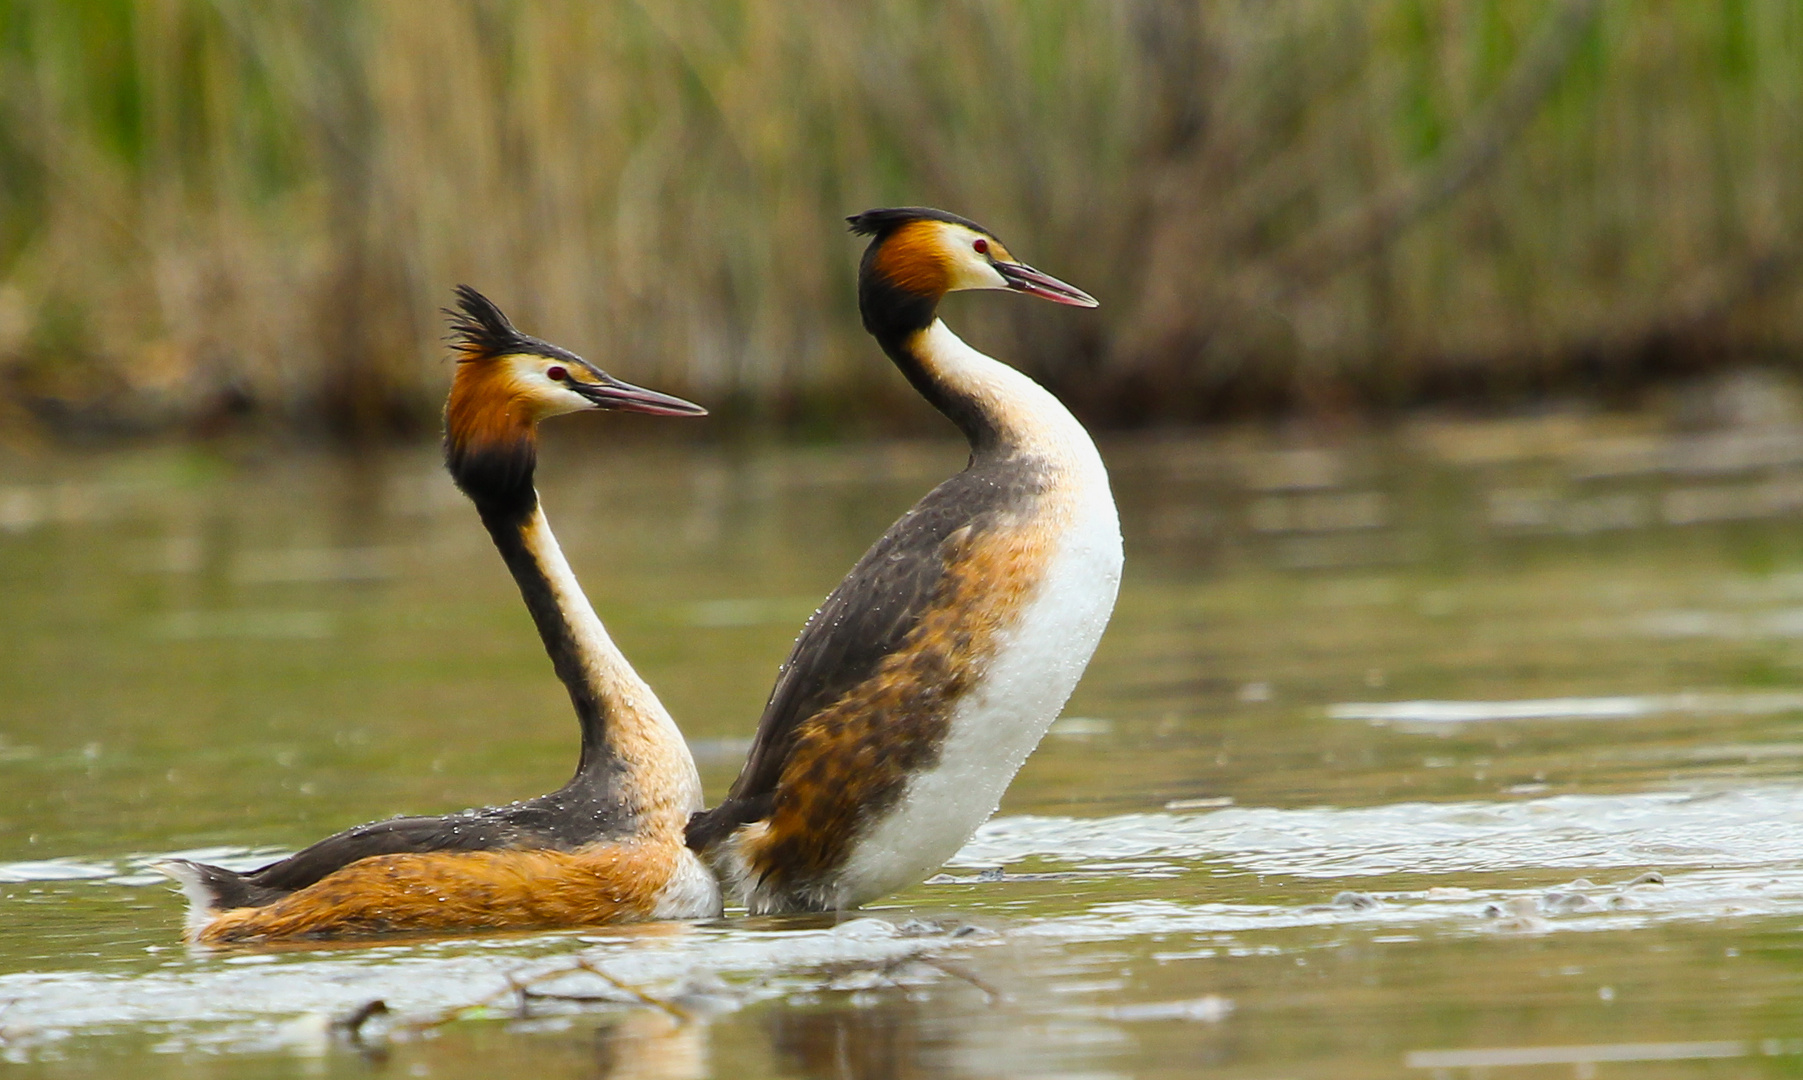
(194, 844, 676, 944)
(741, 513, 1048, 892)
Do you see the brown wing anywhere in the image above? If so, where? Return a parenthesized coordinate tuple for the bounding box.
(686, 459, 1039, 852)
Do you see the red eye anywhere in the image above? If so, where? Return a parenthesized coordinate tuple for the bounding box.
(545, 365, 568, 382)
(973, 238, 989, 255)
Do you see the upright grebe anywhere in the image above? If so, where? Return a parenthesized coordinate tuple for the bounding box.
(159, 287, 722, 943)
(687, 208, 1122, 913)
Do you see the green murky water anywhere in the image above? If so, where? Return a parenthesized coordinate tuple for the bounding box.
(9, 415, 1803, 1077)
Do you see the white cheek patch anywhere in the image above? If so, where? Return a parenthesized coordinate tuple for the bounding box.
(945, 251, 1010, 293)
(547, 384, 595, 415)
(927, 224, 1009, 293)
(502, 355, 595, 417)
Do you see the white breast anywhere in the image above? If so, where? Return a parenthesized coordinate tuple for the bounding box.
(650, 844, 725, 919)
(833, 415, 1123, 908)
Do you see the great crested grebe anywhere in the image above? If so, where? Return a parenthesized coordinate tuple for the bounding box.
(687, 208, 1122, 913)
(158, 286, 722, 943)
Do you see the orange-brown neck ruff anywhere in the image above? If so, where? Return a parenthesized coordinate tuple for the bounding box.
(855, 222, 1009, 453)
(869, 220, 954, 299)
(445, 359, 538, 520)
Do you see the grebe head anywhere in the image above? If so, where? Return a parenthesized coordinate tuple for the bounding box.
(446, 285, 705, 423)
(444, 285, 704, 506)
(846, 207, 1097, 313)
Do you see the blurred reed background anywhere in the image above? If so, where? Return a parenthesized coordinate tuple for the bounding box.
(0, 0, 1800, 440)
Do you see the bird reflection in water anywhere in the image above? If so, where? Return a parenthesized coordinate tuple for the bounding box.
(766, 997, 940, 1080)
(589, 1009, 710, 1080)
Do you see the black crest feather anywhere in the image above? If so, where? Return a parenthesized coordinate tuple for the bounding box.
(446, 285, 531, 362)
(445, 285, 584, 366)
(846, 207, 988, 239)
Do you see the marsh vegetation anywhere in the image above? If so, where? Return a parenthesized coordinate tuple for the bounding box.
(2, 1, 1801, 437)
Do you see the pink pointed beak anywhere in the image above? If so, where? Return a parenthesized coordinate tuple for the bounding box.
(575, 373, 708, 417)
(995, 261, 1098, 308)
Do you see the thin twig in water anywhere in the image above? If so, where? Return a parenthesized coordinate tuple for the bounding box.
(801, 943, 1004, 1006)
(520, 989, 624, 1005)
(333, 998, 390, 1043)
(387, 935, 993, 1036)
(574, 958, 693, 1023)
(912, 957, 1003, 1004)
(506, 973, 533, 1018)
(395, 963, 590, 1033)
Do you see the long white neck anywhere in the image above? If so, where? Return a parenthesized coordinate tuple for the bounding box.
(909, 318, 1108, 477)
(504, 505, 703, 823)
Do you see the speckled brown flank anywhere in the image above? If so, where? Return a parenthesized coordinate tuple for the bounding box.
(742, 515, 1051, 896)
(193, 841, 682, 944)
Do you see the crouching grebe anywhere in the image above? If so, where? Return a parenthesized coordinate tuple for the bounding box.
(686, 208, 1122, 913)
(158, 287, 721, 943)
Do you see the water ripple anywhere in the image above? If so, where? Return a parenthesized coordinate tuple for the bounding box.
(9, 787, 1803, 1055)
(956, 786, 1803, 877)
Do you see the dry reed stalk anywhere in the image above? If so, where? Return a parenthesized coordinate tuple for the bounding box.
(0, 2, 1799, 436)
